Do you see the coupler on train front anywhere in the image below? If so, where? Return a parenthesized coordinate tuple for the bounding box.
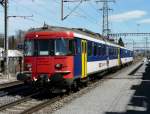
(17, 71, 32, 85)
(17, 72, 74, 93)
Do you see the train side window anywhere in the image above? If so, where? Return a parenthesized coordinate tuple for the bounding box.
(74, 40, 77, 55)
(106, 46, 109, 56)
(112, 48, 114, 55)
(88, 41, 92, 56)
(116, 48, 118, 55)
(102, 45, 106, 56)
(74, 39, 81, 54)
(69, 40, 76, 55)
(113, 48, 115, 56)
(113, 47, 115, 56)
(120, 49, 122, 56)
(94, 43, 97, 56)
(123, 49, 125, 57)
(112, 47, 113, 55)
(109, 46, 112, 56)
(82, 41, 85, 53)
(115, 48, 117, 56)
(85, 42, 87, 53)
(98, 45, 101, 56)
(99, 45, 102, 56)
(96, 44, 99, 56)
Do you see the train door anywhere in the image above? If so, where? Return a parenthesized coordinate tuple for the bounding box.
(106, 46, 109, 68)
(118, 47, 121, 66)
(81, 40, 87, 79)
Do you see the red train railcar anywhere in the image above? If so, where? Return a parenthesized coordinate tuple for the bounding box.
(18, 29, 79, 91)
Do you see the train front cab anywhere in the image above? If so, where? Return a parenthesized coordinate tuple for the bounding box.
(17, 33, 88, 90)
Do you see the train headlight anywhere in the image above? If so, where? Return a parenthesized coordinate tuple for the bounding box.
(55, 64, 62, 69)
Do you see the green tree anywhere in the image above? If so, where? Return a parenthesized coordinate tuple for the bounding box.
(118, 37, 124, 47)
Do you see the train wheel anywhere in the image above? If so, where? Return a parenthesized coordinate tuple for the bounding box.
(83, 81, 88, 87)
(72, 81, 79, 92)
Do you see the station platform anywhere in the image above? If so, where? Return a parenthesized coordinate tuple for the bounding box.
(53, 61, 149, 114)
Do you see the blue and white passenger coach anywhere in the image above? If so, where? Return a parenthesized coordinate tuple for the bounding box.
(73, 29, 133, 76)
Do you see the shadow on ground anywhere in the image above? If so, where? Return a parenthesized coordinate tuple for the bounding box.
(106, 62, 150, 114)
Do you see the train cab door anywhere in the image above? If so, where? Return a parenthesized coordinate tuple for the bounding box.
(118, 47, 121, 66)
(106, 46, 109, 68)
(81, 40, 87, 79)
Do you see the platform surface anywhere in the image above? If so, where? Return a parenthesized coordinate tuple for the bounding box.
(53, 61, 149, 114)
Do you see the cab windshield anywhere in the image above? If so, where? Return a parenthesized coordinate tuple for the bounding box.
(24, 40, 34, 56)
(37, 40, 54, 56)
(55, 39, 69, 55)
(24, 38, 75, 56)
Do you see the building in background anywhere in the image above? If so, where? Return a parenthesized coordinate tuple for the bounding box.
(0, 48, 23, 76)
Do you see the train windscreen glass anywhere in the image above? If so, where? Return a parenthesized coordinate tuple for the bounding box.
(55, 39, 75, 56)
(37, 40, 49, 56)
(24, 40, 34, 56)
(55, 39, 68, 56)
(37, 40, 54, 56)
(24, 39, 75, 56)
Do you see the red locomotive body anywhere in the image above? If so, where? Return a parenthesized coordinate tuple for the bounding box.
(18, 31, 77, 89)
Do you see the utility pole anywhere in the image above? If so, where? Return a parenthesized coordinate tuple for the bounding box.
(0, 0, 9, 78)
(61, 0, 64, 20)
(4, 0, 8, 78)
(96, 0, 115, 37)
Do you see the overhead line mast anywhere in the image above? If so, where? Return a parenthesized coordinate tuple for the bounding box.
(96, 0, 115, 37)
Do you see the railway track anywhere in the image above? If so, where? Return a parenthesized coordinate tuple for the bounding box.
(0, 83, 38, 110)
(0, 90, 44, 114)
(20, 96, 60, 114)
(0, 81, 30, 98)
(0, 77, 106, 114)
(0, 81, 23, 90)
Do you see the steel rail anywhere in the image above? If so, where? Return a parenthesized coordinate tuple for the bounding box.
(0, 81, 23, 90)
(0, 91, 40, 111)
(20, 96, 61, 114)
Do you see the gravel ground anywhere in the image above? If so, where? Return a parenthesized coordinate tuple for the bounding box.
(51, 61, 145, 114)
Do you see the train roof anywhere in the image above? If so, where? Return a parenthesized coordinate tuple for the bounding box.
(27, 25, 132, 51)
(28, 25, 104, 39)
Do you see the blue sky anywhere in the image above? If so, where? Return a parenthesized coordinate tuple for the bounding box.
(0, 0, 150, 49)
